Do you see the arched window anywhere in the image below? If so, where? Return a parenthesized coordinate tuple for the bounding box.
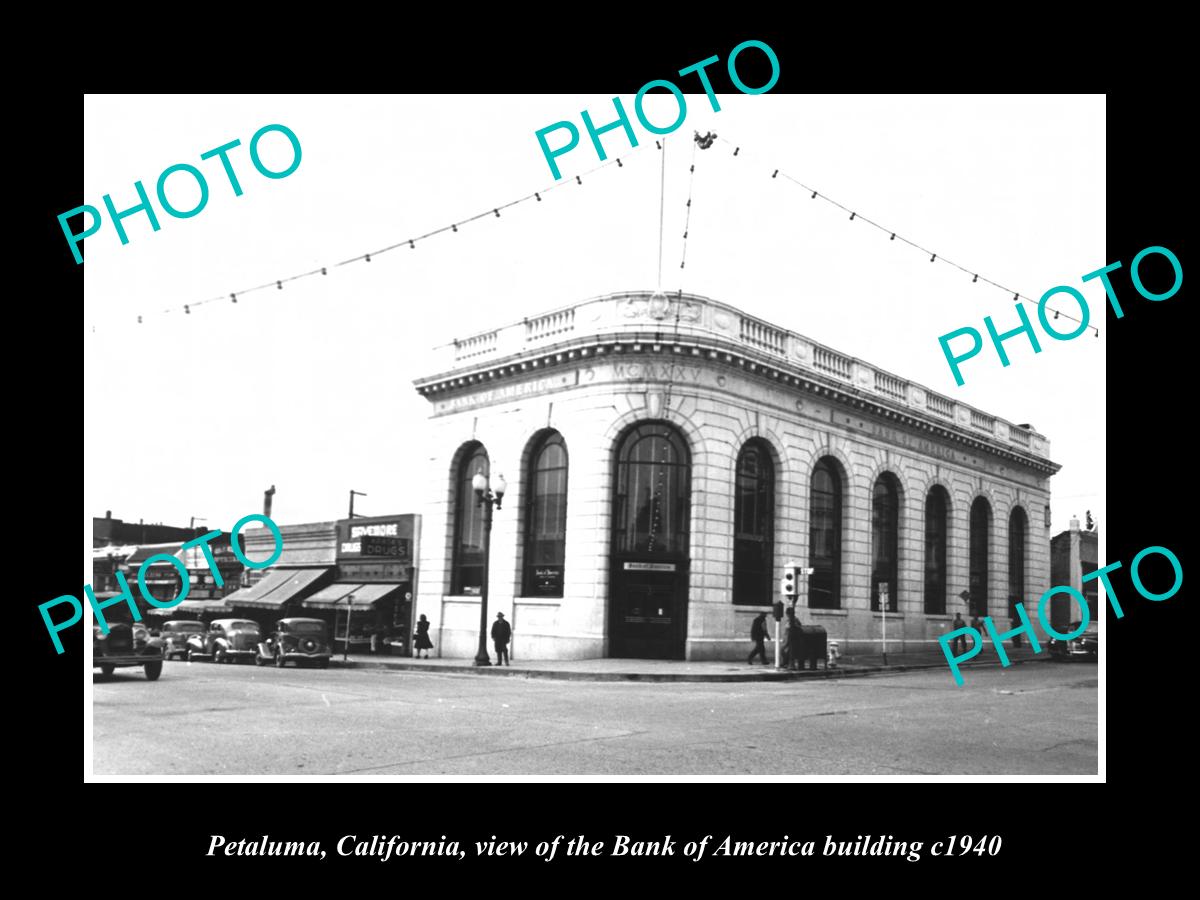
(733, 440, 774, 606)
(613, 423, 690, 557)
(808, 458, 842, 609)
(969, 497, 991, 617)
(924, 486, 949, 614)
(871, 474, 900, 612)
(522, 432, 569, 597)
(1008, 506, 1027, 618)
(451, 443, 489, 595)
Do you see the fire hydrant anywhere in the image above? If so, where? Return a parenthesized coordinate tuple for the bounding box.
(827, 640, 841, 669)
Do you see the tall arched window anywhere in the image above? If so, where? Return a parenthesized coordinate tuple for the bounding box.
(969, 496, 991, 617)
(924, 486, 949, 614)
(871, 473, 900, 612)
(809, 458, 843, 609)
(613, 423, 690, 557)
(523, 432, 569, 597)
(733, 440, 774, 606)
(451, 443, 489, 595)
(1008, 506, 1027, 618)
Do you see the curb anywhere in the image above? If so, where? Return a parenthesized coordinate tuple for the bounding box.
(328, 654, 1056, 683)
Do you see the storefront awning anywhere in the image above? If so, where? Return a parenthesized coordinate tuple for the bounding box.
(125, 543, 183, 566)
(301, 582, 406, 610)
(92, 545, 138, 561)
(224, 568, 333, 610)
(145, 598, 231, 617)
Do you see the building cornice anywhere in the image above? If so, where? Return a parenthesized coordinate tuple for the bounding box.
(413, 292, 1061, 477)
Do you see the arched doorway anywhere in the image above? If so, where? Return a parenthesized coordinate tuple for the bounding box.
(609, 421, 691, 659)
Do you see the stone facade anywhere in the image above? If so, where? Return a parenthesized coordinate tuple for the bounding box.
(412, 291, 1059, 661)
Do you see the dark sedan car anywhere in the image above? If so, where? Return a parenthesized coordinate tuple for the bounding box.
(161, 619, 206, 660)
(94, 617, 164, 680)
(1048, 622, 1099, 660)
(187, 619, 262, 663)
(256, 618, 332, 668)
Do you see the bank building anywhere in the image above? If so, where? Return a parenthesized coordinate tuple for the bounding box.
(412, 290, 1058, 661)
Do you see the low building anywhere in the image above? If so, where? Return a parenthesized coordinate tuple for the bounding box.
(411, 290, 1060, 661)
(222, 515, 419, 653)
(1049, 517, 1099, 631)
(93, 510, 201, 548)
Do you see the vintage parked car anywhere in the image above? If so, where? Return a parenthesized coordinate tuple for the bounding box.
(94, 617, 164, 680)
(256, 618, 332, 668)
(1047, 621, 1099, 660)
(186, 619, 263, 663)
(160, 619, 206, 660)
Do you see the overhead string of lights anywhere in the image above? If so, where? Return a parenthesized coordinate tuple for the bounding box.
(92, 144, 653, 333)
(715, 136, 1100, 338)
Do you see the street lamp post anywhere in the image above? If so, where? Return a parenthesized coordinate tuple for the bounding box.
(471, 470, 507, 667)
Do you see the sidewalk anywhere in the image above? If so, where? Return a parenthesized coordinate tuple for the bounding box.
(329, 644, 1051, 683)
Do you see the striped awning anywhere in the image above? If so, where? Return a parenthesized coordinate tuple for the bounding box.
(223, 568, 333, 610)
(300, 582, 406, 610)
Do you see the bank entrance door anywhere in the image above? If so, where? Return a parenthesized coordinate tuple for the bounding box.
(610, 561, 688, 659)
(609, 421, 692, 660)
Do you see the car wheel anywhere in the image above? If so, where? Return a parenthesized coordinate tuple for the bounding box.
(254, 653, 266, 666)
(275, 649, 286, 668)
(100, 665, 115, 677)
(214, 646, 225, 664)
(187, 649, 196, 662)
(144, 661, 163, 681)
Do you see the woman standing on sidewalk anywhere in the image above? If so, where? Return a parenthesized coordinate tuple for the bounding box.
(414, 614, 433, 659)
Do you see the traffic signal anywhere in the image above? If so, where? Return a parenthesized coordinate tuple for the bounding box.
(780, 563, 800, 599)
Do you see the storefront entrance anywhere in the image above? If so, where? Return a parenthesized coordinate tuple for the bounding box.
(608, 421, 691, 660)
(609, 562, 688, 659)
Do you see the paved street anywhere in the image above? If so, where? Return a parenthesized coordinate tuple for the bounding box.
(92, 660, 1097, 776)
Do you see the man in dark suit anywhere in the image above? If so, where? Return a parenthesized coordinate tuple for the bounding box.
(491, 612, 512, 666)
(748, 612, 771, 665)
(951, 612, 967, 655)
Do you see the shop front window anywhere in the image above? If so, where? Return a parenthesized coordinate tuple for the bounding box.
(924, 486, 949, 614)
(871, 474, 900, 612)
(969, 497, 991, 617)
(451, 443, 489, 595)
(733, 440, 774, 606)
(613, 423, 690, 557)
(522, 432, 568, 597)
(809, 458, 843, 609)
(1008, 506, 1027, 618)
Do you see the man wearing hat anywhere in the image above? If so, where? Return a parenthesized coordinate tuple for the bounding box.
(491, 611, 512, 666)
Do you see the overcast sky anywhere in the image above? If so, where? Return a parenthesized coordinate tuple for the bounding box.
(84, 93, 1104, 552)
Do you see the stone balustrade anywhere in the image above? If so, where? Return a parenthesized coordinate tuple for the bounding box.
(425, 290, 1045, 458)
